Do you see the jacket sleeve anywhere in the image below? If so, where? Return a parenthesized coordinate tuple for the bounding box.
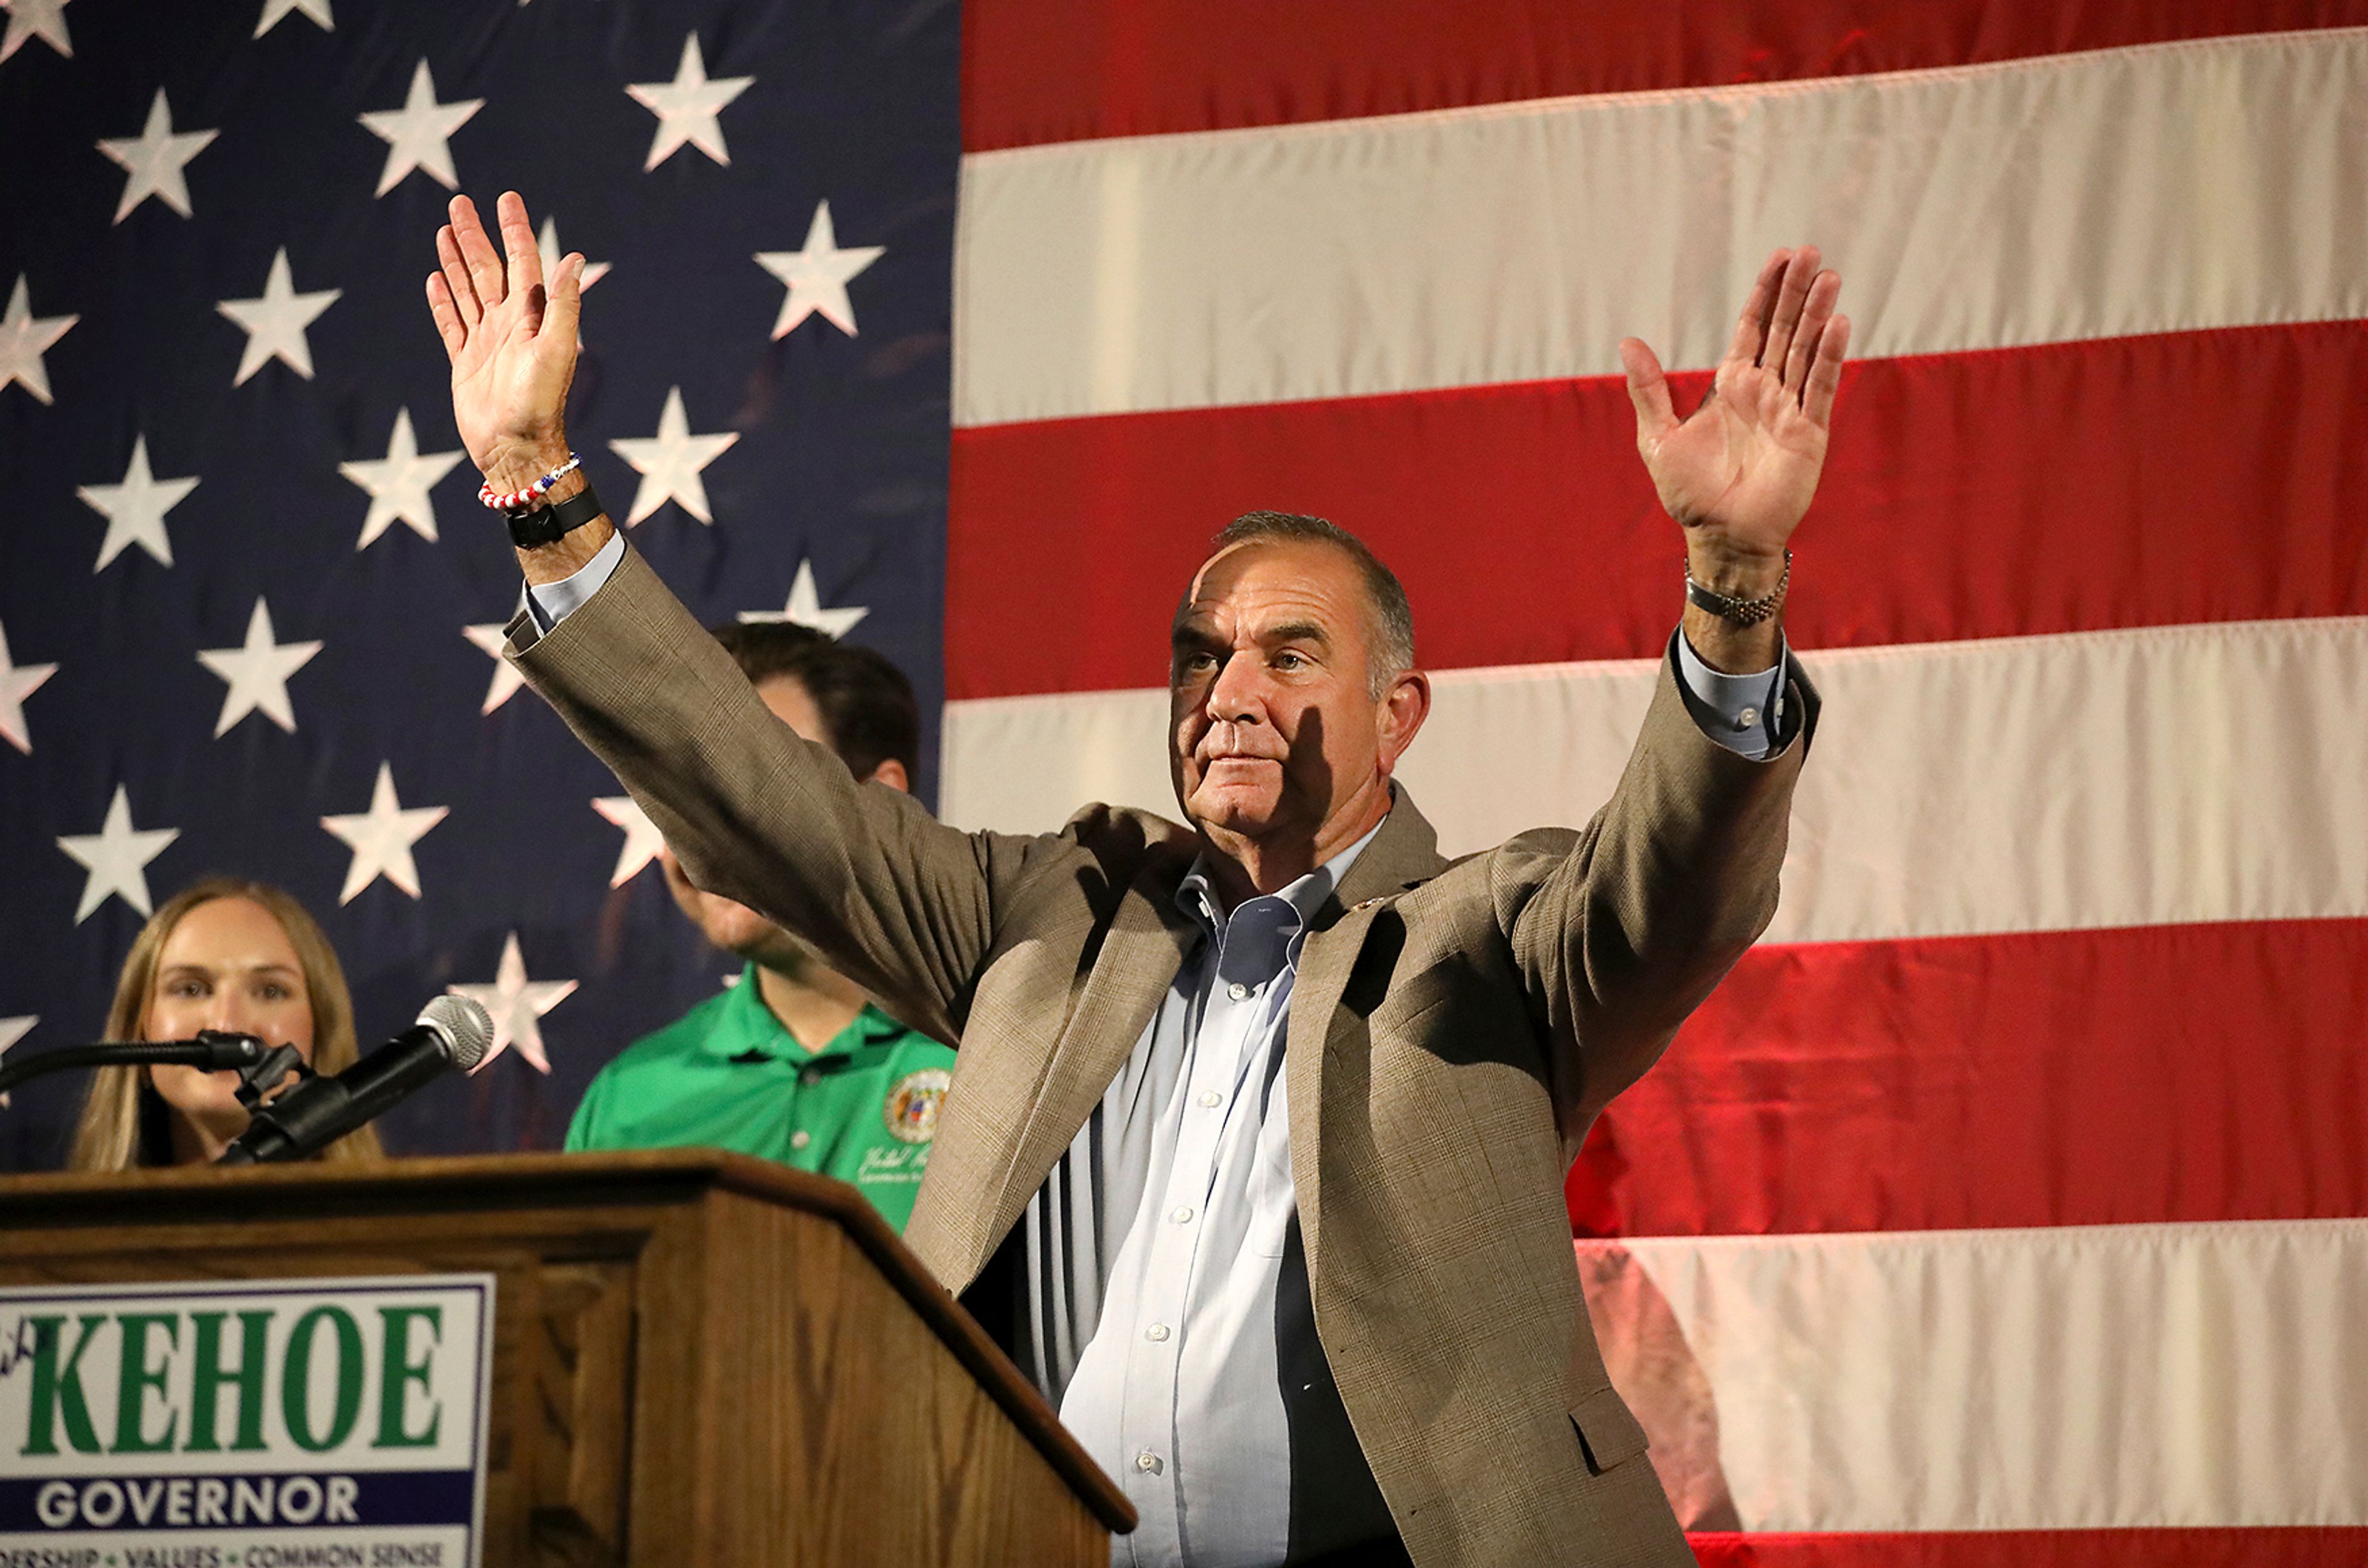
(1494, 643, 1819, 1149)
(506, 544, 1078, 1046)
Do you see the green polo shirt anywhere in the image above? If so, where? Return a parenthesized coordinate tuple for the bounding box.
(564, 967, 956, 1231)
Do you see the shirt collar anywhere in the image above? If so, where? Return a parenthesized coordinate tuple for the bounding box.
(1176, 815, 1388, 986)
(701, 964, 903, 1062)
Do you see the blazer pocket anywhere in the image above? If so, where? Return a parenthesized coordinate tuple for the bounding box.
(1569, 1384, 1650, 1476)
(1370, 963, 1459, 1034)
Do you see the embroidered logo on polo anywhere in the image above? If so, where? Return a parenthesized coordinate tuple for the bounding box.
(883, 1067, 951, 1144)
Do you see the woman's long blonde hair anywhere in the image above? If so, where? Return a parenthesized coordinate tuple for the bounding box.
(68, 877, 386, 1170)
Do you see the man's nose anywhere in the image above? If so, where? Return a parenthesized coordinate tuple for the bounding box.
(1206, 651, 1266, 722)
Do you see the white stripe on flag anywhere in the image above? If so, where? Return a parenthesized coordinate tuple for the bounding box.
(1587, 1218, 2368, 1531)
(954, 28, 2368, 424)
(940, 616, 2368, 944)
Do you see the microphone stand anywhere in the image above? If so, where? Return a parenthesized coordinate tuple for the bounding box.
(0, 1033, 286, 1099)
(231, 1043, 314, 1116)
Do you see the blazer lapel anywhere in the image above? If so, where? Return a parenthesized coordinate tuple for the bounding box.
(1331, 787, 1445, 911)
(1284, 901, 1377, 1279)
(1286, 790, 1449, 1276)
(958, 858, 1200, 1286)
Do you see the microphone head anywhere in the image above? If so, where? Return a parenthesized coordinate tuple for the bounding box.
(417, 994, 496, 1072)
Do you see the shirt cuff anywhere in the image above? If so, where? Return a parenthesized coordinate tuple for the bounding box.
(520, 527, 627, 634)
(1672, 628, 1788, 760)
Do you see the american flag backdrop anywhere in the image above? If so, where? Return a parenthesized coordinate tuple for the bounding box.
(935, 3, 2368, 1564)
(7, 1, 2368, 1565)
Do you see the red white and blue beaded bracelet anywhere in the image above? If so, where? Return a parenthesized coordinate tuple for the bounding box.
(478, 452, 582, 513)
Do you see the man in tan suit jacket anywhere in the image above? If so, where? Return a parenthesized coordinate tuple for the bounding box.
(426, 192, 1848, 1566)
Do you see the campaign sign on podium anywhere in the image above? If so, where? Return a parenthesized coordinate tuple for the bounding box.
(0, 1275, 493, 1566)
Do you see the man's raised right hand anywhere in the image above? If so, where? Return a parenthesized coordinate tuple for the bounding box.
(425, 191, 583, 496)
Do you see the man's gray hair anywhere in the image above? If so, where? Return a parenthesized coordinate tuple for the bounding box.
(1208, 511, 1416, 697)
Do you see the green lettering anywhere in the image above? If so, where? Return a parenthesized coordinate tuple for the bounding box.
(374, 1306, 442, 1448)
(187, 1310, 272, 1453)
(20, 1314, 105, 1456)
(280, 1306, 364, 1453)
(109, 1312, 179, 1453)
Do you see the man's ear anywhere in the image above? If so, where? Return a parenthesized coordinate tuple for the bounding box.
(865, 758, 911, 794)
(1376, 670, 1431, 776)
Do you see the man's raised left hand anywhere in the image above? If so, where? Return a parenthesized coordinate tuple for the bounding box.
(1619, 247, 1848, 590)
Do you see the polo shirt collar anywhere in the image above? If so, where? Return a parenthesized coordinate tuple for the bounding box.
(699, 964, 903, 1062)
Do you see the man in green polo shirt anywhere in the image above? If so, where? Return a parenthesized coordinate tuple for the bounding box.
(565, 621, 956, 1230)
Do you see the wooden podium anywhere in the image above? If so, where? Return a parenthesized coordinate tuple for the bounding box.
(0, 1150, 1132, 1566)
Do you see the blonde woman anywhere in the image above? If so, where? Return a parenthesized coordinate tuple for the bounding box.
(69, 876, 384, 1169)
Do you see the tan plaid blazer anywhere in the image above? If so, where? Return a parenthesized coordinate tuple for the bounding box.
(510, 544, 1816, 1567)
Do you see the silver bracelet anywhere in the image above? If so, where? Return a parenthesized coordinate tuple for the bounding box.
(1685, 549, 1790, 626)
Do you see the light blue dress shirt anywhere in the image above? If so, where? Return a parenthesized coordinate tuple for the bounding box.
(1026, 826, 1391, 1567)
(520, 543, 1792, 1565)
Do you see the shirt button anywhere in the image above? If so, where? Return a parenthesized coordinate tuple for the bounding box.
(1736, 706, 1760, 729)
(1197, 1090, 1222, 1109)
(1135, 1450, 1163, 1474)
(1145, 1323, 1170, 1342)
(1170, 1205, 1194, 1225)
(1227, 981, 1251, 1001)
(799, 1066, 821, 1086)
(789, 1130, 812, 1151)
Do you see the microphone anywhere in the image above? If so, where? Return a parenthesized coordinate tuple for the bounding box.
(217, 995, 495, 1166)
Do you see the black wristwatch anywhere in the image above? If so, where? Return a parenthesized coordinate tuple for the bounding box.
(506, 486, 606, 549)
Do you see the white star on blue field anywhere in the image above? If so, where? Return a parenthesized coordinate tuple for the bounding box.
(0, 0, 956, 1166)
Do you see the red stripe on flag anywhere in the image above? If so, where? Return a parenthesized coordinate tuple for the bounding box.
(1564, 918, 2368, 1239)
(964, 2, 2368, 150)
(1687, 1530, 2368, 1567)
(947, 322, 2368, 699)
